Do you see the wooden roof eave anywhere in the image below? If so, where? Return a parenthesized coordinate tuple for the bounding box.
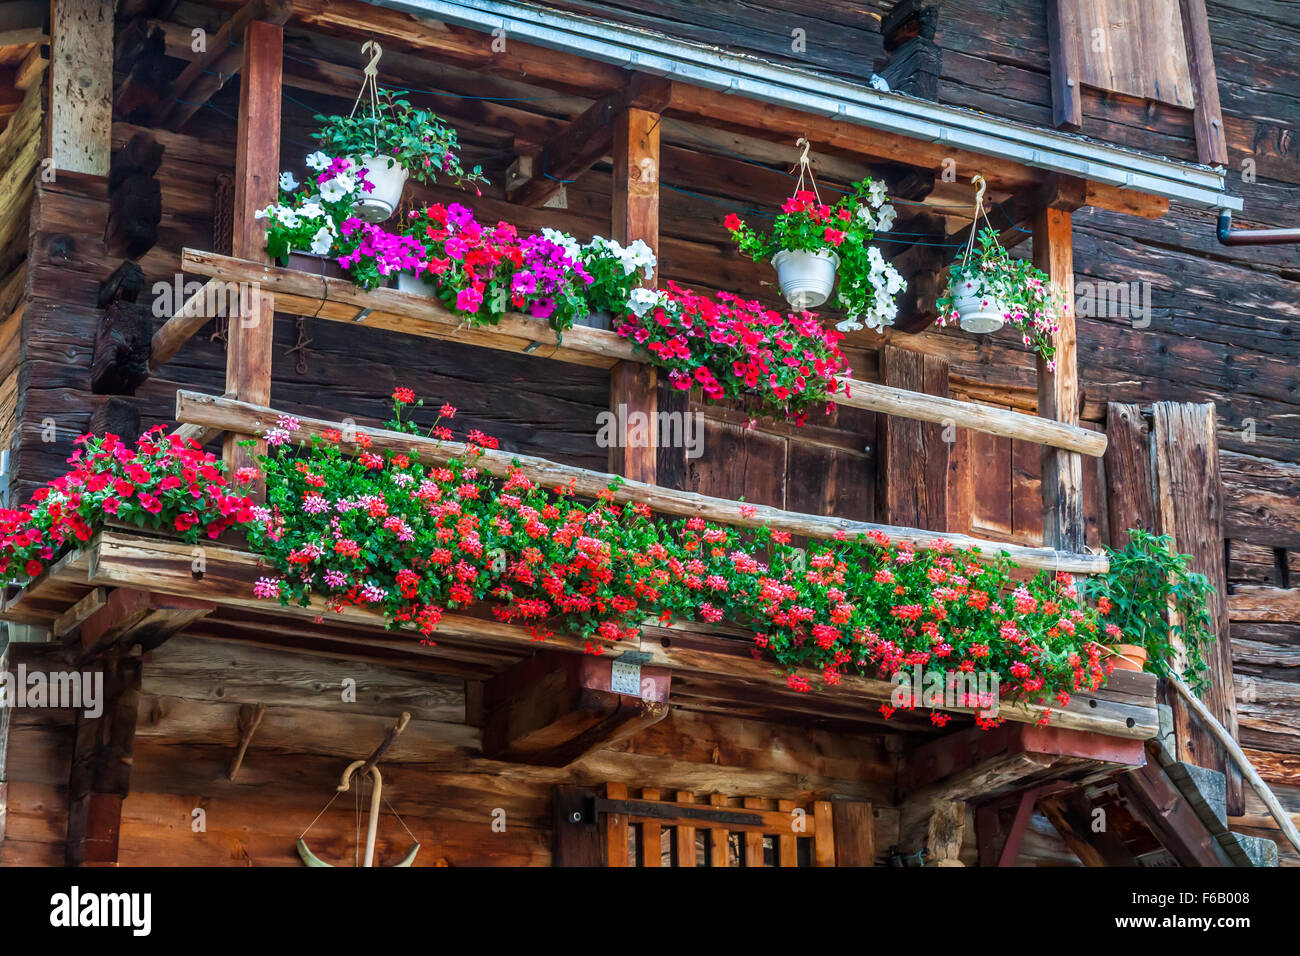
(169, 0, 1234, 215)
(335, 0, 1232, 214)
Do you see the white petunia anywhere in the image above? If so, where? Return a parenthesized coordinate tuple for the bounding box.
(305, 151, 331, 171)
(298, 202, 325, 220)
(542, 227, 582, 260)
(318, 177, 349, 202)
(279, 171, 299, 192)
(867, 179, 888, 208)
(836, 316, 864, 332)
(308, 226, 334, 255)
(876, 204, 897, 232)
(627, 286, 667, 318)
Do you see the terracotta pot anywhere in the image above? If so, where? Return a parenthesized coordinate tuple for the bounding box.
(952, 277, 1006, 333)
(771, 249, 839, 310)
(351, 154, 409, 223)
(1110, 643, 1148, 673)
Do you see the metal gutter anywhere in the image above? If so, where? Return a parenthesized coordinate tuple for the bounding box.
(373, 0, 1241, 212)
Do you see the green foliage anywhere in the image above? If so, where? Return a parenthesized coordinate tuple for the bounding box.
(314, 89, 487, 189)
(1085, 529, 1217, 692)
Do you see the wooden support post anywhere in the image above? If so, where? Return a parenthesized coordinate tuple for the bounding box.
(49, 0, 113, 177)
(899, 798, 965, 866)
(553, 785, 603, 867)
(1151, 402, 1242, 813)
(1033, 198, 1085, 553)
(830, 800, 876, 867)
(66, 652, 141, 866)
(224, 20, 282, 488)
(878, 345, 949, 531)
(1103, 402, 1157, 546)
(610, 105, 664, 485)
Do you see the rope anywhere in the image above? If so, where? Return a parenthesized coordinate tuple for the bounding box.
(348, 40, 385, 155)
(298, 787, 343, 839)
(789, 136, 823, 204)
(384, 795, 420, 844)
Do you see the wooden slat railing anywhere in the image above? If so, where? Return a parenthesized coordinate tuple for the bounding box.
(174, 389, 1108, 573)
(157, 250, 1108, 457)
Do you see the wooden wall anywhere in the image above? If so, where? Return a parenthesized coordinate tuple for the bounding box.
(0, 639, 898, 867)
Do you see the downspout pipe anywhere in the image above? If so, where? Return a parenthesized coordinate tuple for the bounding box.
(1217, 210, 1300, 246)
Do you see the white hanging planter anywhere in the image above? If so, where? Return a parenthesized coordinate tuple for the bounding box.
(952, 277, 1006, 334)
(351, 154, 409, 222)
(771, 249, 839, 310)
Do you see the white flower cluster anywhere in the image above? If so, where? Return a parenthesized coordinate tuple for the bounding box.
(584, 235, 657, 281)
(836, 245, 906, 333)
(627, 286, 672, 318)
(255, 155, 351, 256)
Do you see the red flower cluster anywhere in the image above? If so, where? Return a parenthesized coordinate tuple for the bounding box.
(616, 282, 851, 422)
(0, 427, 254, 586)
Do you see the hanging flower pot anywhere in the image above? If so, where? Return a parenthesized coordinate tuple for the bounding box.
(351, 154, 409, 223)
(951, 275, 1006, 334)
(724, 139, 903, 329)
(937, 174, 1064, 365)
(771, 249, 840, 310)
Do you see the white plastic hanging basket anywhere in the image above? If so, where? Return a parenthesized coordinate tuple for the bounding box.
(351, 154, 409, 223)
(772, 249, 840, 310)
(952, 277, 1006, 334)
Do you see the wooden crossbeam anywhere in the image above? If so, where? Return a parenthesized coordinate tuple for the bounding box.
(174, 250, 1109, 457)
(509, 74, 671, 208)
(61, 532, 1155, 737)
(174, 389, 1109, 573)
(153, 0, 293, 130)
(1117, 756, 1236, 867)
(480, 652, 670, 766)
(75, 587, 216, 662)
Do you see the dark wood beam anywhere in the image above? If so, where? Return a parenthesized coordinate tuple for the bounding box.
(1179, 0, 1229, 165)
(509, 74, 671, 208)
(154, 0, 293, 131)
(74, 588, 215, 663)
(1045, 0, 1083, 130)
(66, 650, 141, 866)
(1039, 791, 1141, 866)
(1117, 757, 1235, 866)
(481, 652, 671, 766)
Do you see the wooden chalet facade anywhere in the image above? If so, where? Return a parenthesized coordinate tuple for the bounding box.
(0, 0, 1295, 868)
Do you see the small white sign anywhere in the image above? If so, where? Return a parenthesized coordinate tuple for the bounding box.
(610, 660, 641, 696)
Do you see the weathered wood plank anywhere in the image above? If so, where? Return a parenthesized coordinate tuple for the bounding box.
(174, 389, 1110, 573)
